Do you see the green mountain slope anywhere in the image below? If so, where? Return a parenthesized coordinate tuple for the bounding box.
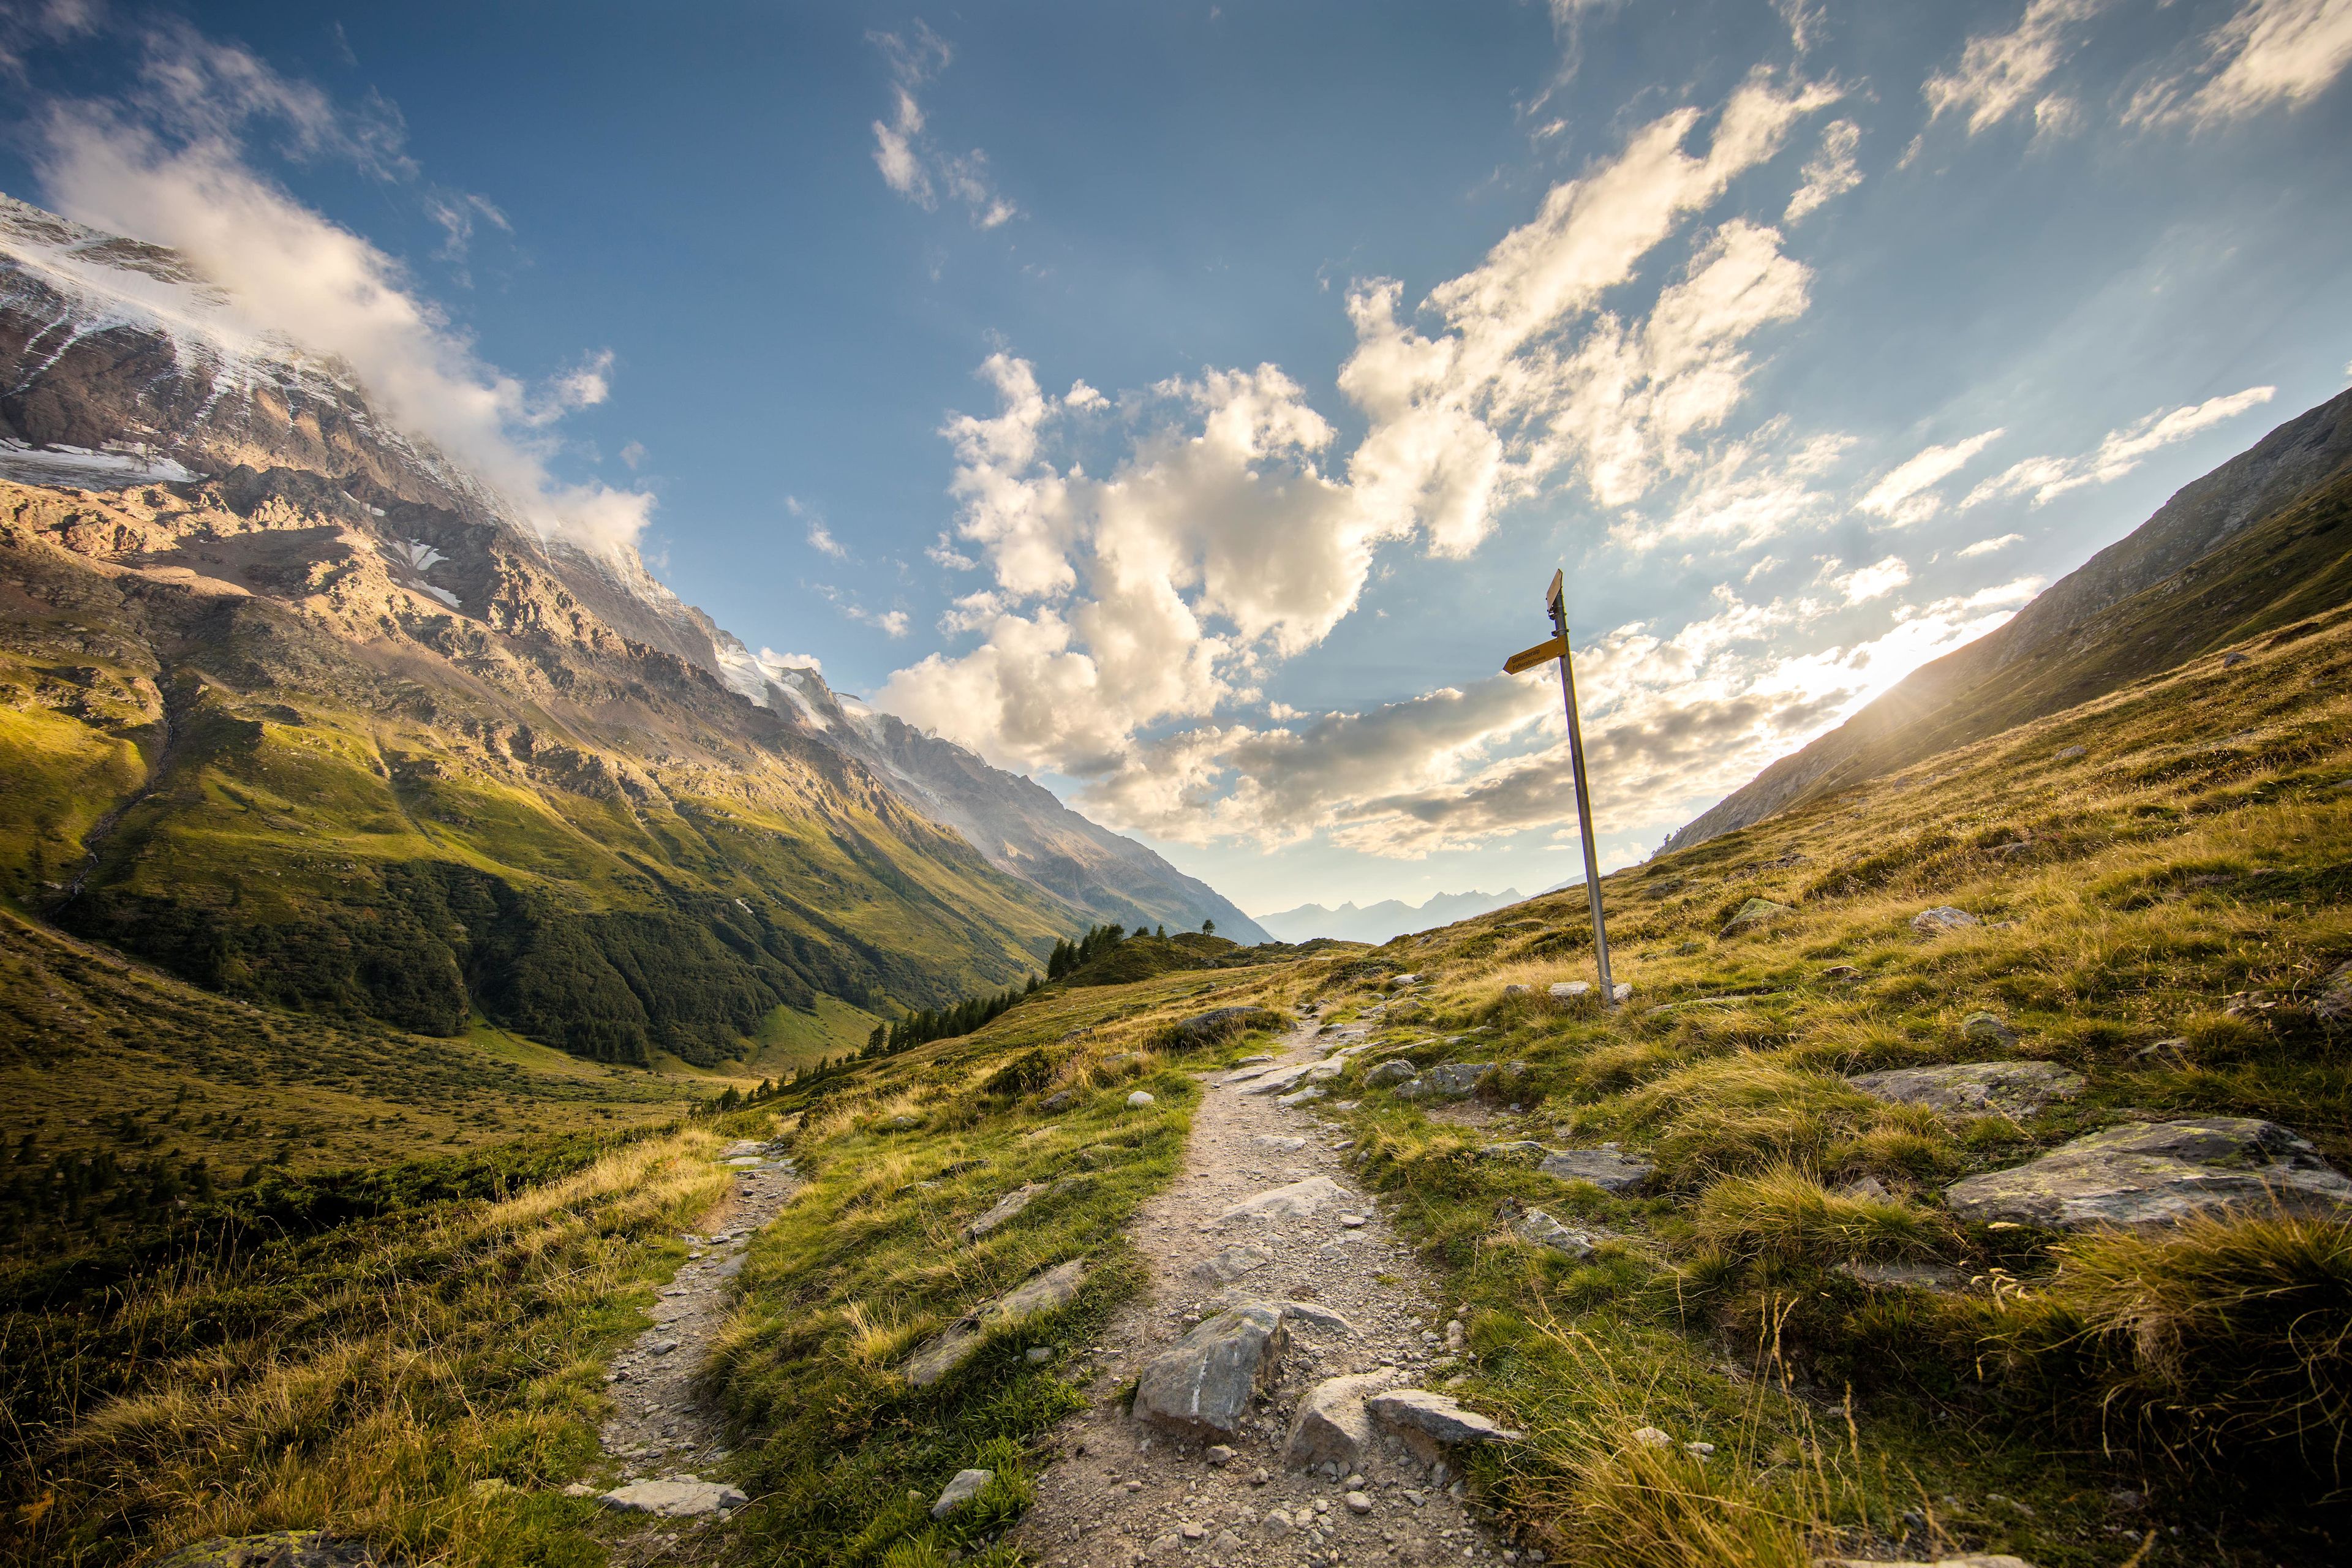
(1667, 387, 2352, 850)
(1, 475, 1074, 1066)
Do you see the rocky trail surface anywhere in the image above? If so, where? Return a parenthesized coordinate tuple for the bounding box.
(589, 1139, 801, 1544)
(1014, 1023, 1526, 1567)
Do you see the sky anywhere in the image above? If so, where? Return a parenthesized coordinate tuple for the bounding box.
(4, 0, 2350, 919)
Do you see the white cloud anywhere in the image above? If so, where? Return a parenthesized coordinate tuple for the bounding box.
(881, 76, 1844, 834)
(788, 496, 847, 557)
(1823, 554, 1912, 603)
(1963, 386, 2275, 507)
(619, 440, 647, 470)
(869, 23, 1019, 228)
(1855, 427, 2005, 524)
(760, 646, 822, 673)
(1958, 532, 2024, 556)
(33, 45, 654, 555)
(1626, 423, 1852, 550)
(1783, 119, 1861, 222)
(2129, 0, 2352, 126)
(1924, 0, 2113, 134)
(853, 606, 911, 638)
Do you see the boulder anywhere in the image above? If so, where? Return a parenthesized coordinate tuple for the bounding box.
(963, 1183, 1047, 1241)
(1365, 1389, 1523, 1462)
(1510, 1205, 1600, 1260)
(904, 1258, 1088, 1387)
(1219, 1175, 1347, 1223)
(1848, 1061, 2084, 1120)
(1539, 1148, 1657, 1194)
(1283, 1370, 1393, 1469)
(1133, 1302, 1288, 1436)
(930, 1468, 993, 1518)
(1396, 1063, 1491, 1101)
(1365, 1059, 1418, 1089)
(1945, 1117, 2352, 1230)
(1721, 899, 1788, 937)
(599, 1475, 750, 1518)
(1910, 905, 1980, 935)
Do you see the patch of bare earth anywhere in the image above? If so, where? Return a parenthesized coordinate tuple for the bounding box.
(1016, 1027, 1519, 1567)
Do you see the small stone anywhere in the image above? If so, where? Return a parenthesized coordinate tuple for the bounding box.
(1502, 984, 1531, 997)
(1025, 1346, 1053, 1363)
(1683, 1441, 1715, 1457)
(469, 1477, 512, 1498)
(2315, 962, 2352, 1025)
(1365, 1060, 1418, 1089)
(1128, 1090, 1157, 1107)
(1264, 1510, 1295, 1537)
(1910, 905, 1980, 935)
(562, 1481, 595, 1498)
(1338, 1213, 1366, 1227)
(1960, 1011, 2017, 1045)
(1250, 1466, 1271, 1487)
(1630, 1427, 1672, 1447)
(646, 1339, 679, 1356)
(2056, 744, 2087, 759)
(1043, 1090, 1076, 1110)
(1206, 1444, 1238, 1466)
(1213, 1529, 1243, 1554)
(1548, 981, 1591, 1000)
(931, 1468, 993, 1518)
(963, 1183, 1047, 1242)
(1720, 899, 1788, 938)
(1182, 1523, 1207, 1541)
(1345, 1491, 1374, 1514)
(1509, 1206, 1599, 1261)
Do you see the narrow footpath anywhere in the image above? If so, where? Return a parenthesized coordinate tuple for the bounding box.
(587, 1137, 801, 1545)
(1016, 1023, 1518, 1567)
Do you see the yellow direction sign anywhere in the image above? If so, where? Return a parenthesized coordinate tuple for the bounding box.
(1504, 570, 1617, 1006)
(1501, 635, 1566, 676)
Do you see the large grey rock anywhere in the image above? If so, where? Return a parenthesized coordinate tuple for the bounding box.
(1364, 1059, 1418, 1088)
(1396, 1063, 1491, 1101)
(1539, 1148, 1656, 1194)
(1910, 905, 1980, 935)
(1133, 1302, 1288, 1436)
(1945, 1117, 2352, 1231)
(962, 1182, 1046, 1240)
(599, 1475, 749, 1518)
(1219, 1175, 1347, 1223)
(904, 1258, 1088, 1386)
(1365, 1389, 1523, 1461)
(1849, 1061, 2084, 1120)
(1283, 1370, 1393, 1469)
(930, 1468, 993, 1518)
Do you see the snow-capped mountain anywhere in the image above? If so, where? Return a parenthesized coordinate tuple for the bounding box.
(0, 191, 1266, 944)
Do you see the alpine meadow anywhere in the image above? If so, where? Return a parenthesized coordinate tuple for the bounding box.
(4, 7, 2352, 1568)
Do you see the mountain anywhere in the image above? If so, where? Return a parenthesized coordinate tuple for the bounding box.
(1663, 386, 2352, 853)
(1256, 887, 1526, 944)
(0, 192, 1262, 1063)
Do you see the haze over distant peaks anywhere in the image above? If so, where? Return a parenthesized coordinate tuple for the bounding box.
(1255, 888, 1526, 945)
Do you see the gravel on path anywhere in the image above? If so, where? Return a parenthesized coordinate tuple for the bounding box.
(1016, 1025, 1523, 1567)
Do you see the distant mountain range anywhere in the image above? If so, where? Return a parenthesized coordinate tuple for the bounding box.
(0, 192, 1264, 1069)
(1256, 888, 1527, 944)
(1665, 386, 2352, 854)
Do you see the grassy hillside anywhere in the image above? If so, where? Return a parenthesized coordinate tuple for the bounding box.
(1, 477, 1076, 1067)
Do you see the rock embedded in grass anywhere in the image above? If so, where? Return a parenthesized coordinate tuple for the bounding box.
(1720, 898, 1788, 937)
(1960, 1011, 2018, 1044)
(1538, 1147, 1657, 1194)
(1910, 905, 1980, 935)
(903, 1257, 1088, 1387)
(1848, 1061, 2084, 1120)
(1945, 1116, 2352, 1230)
(929, 1468, 992, 1518)
(1507, 1205, 1602, 1260)
(2316, 961, 2352, 1023)
(1365, 1059, 1417, 1089)
(1127, 1090, 1156, 1107)
(1396, 1062, 1490, 1101)
(1133, 1301, 1289, 1436)
(598, 1475, 749, 1518)
(963, 1182, 1047, 1240)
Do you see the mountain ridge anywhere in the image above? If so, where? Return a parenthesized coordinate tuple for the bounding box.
(1256, 886, 1527, 944)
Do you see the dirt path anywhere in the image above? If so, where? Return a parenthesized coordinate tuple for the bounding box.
(598, 1138, 801, 1485)
(1016, 1025, 1518, 1567)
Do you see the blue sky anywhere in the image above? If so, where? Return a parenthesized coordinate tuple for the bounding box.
(5, 1, 2349, 918)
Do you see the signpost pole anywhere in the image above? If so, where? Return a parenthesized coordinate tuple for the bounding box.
(1545, 570, 1616, 1006)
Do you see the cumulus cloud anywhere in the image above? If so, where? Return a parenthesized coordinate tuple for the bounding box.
(28, 24, 652, 555)
(1963, 386, 2275, 507)
(1626, 423, 1852, 551)
(2128, 0, 2352, 126)
(1783, 119, 1861, 222)
(1855, 428, 2005, 524)
(1823, 554, 1912, 603)
(869, 22, 1018, 228)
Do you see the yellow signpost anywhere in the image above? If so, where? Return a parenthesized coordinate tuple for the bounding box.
(1502, 569, 1616, 1005)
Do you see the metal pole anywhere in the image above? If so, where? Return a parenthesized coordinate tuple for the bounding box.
(1549, 587, 1616, 1005)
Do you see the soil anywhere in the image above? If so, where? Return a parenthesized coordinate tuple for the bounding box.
(1014, 1024, 1521, 1567)
(599, 1141, 802, 1480)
